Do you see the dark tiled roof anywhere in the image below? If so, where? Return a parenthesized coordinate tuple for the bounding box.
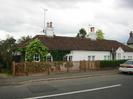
(21, 35, 133, 52)
(127, 36, 133, 45)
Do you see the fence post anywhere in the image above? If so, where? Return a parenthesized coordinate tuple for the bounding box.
(24, 62, 28, 76)
(98, 61, 100, 70)
(12, 61, 16, 76)
(83, 60, 87, 72)
(79, 61, 81, 71)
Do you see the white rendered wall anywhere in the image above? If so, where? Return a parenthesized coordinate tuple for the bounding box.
(66, 50, 111, 61)
(65, 48, 133, 61)
(46, 27, 54, 37)
(88, 32, 97, 40)
(122, 52, 133, 60)
(116, 47, 125, 60)
(115, 47, 133, 60)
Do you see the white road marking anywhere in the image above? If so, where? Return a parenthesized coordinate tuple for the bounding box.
(25, 84, 122, 99)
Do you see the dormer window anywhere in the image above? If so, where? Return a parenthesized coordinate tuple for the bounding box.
(46, 53, 53, 61)
(33, 53, 40, 62)
(47, 55, 52, 61)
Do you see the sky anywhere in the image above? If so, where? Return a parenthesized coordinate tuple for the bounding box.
(0, 0, 133, 43)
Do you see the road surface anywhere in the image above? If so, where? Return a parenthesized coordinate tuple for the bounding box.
(0, 72, 133, 99)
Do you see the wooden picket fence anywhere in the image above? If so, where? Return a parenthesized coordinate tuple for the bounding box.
(80, 61, 100, 71)
(12, 61, 100, 76)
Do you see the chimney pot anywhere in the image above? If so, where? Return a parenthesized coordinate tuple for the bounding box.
(47, 22, 50, 27)
(50, 22, 52, 28)
(90, 27, 95, 32)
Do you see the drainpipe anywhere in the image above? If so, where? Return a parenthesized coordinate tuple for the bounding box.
(111, 48, 116, 60)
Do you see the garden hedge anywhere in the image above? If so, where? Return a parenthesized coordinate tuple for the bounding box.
(100, 60, 127, 68)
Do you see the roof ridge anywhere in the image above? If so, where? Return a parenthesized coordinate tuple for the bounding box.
(34, 35, 119, 41)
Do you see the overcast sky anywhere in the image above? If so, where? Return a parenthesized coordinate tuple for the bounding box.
(0, 0, 133, 43)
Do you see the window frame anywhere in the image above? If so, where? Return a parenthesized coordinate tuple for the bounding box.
(108, 56, 110, 60)
(123, 56, 125, 59)
(128, 56, 132, 60)
(47, 55, 52, 62)
(68, 56, 72, 61)
(104, 55, 107, 60)
(88, 56, 91, 61)
(118, 53, 121, 60)
(33, 53, 40, 62)
(92, 56, 95, 61)
(63, 56, 68, 61)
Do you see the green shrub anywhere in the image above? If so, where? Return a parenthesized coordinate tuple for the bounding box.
(100, 60, 127, 68)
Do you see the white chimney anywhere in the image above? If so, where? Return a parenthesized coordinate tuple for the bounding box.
(86, 26, 97, 40)
(50, 22, 53, 28)
(47, 22, 50, 28)
(46, 21, 54, 37)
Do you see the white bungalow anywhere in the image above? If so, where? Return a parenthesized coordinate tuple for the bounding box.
(31, 36, 133, 61)
(20, 22, 133, 62)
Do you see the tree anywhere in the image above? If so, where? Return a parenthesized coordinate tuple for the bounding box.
(96, 29, 104, 40)
(25, 39, 48, 61)
(0, 37, 17, 69)
(17, 36, 32, 61)
(76, 28, 87, 38)
(17, 35, 32, 44)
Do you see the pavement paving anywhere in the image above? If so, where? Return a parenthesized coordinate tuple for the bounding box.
(0, 69, 118, 86)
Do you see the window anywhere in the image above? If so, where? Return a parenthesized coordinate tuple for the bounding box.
(33, 53, 40, 62)
(69, 56, 72, 61)
(108, 56, 110, 60)
(118, 53, 121, 60)
(63, 56, 68, 61)
(128, 56, 132, 60)
(88, 56, 91, 61)
(92, 56, 95, 61)
(123, 56, 125, 59)
(63, 56, 72, 61)
(104, 55, 110, 60)
(104, 56, 107, 60)
(47, 55, 52, 61)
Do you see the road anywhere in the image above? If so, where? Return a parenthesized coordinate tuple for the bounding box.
(0, 72, 133, 99)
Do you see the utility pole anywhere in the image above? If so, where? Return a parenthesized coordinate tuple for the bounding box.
(43, 8, 48, 35)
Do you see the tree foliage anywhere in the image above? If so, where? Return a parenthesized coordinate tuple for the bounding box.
(76, 28, 87, 38)
(50, 50, 70, 61)
(0, 37, 17, 69)
(17, 36, 32, 61)
(96, 29, 104, 40)
(25, 39, 48, 61)
(17, 35, 32, 44)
